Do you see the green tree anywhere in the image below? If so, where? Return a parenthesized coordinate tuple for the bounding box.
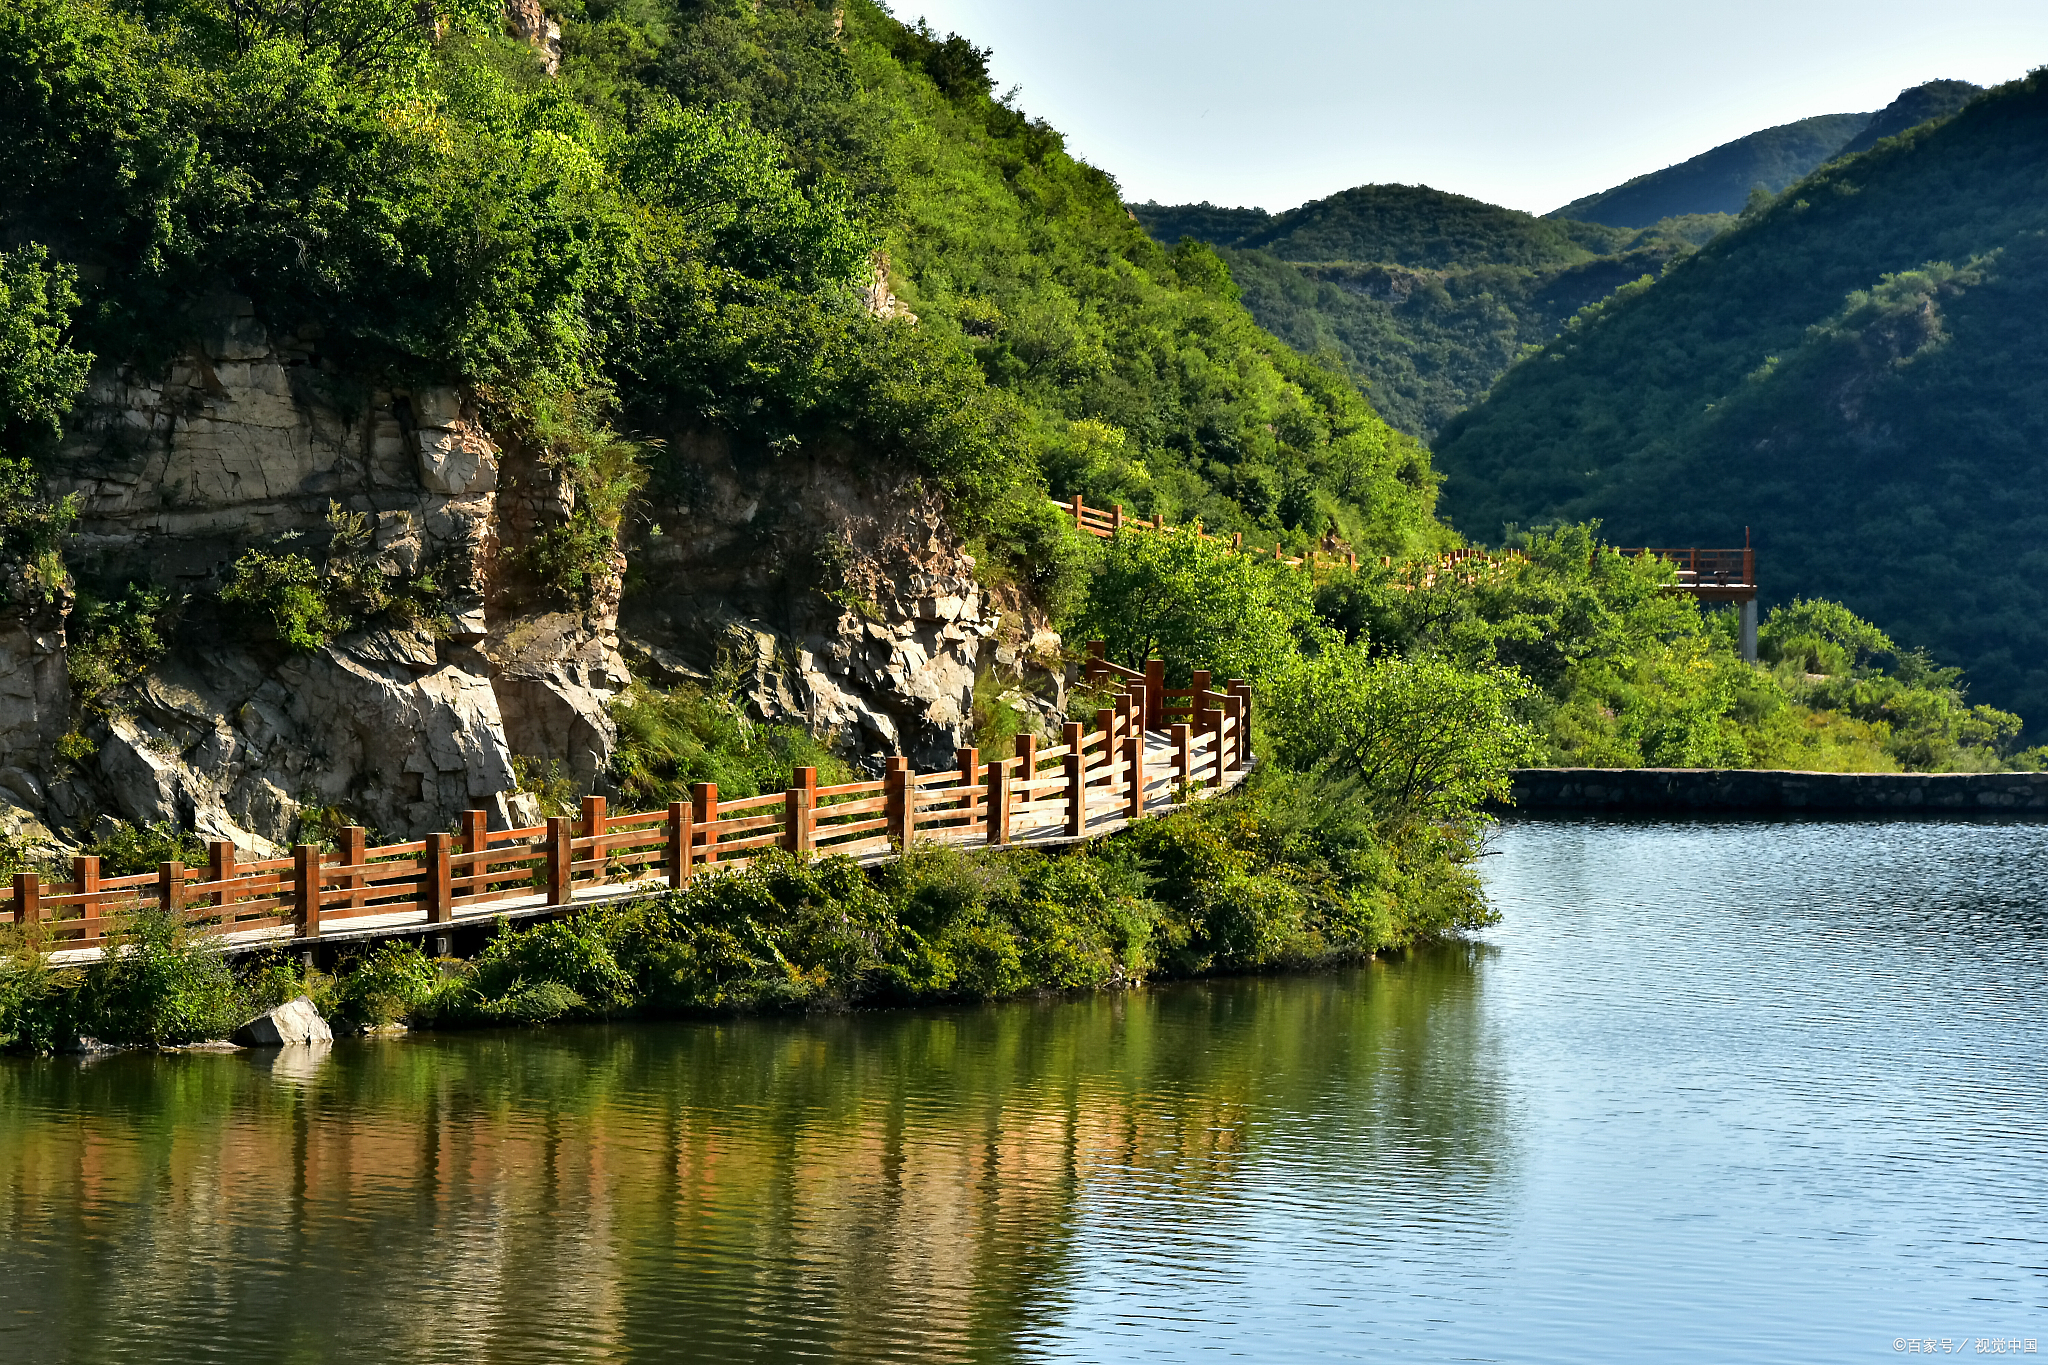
(1066, 526, 1316, 684)
(0, 244, 92, 457)
(1265, 645, 1539, 829)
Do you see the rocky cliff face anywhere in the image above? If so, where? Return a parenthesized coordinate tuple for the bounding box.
(6, 296, 1050, 853)
(20, 296, 615, 852)
(622, 429, 1037, 770)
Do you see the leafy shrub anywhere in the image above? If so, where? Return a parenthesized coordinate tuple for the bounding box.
(1067, 525, 1320, 684)
(1267, 646, 1539, 830)
(85, 820, 208, 876)
(220, 548, 349, 650)
(609, 678, 852, 807)
(67, 582, 174, 712)
(331, 941, 439, 1031)
(73, 903, 242, 1046)
(0, 243, 92, 456)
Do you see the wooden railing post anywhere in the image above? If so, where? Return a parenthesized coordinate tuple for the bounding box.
(294, 845, 321, 938)
(459, 811, 487, 902)
(1072, 492, 1086, 531)
(209, 841, 236, 919)
(1112, 503, 1124, 532)
(1145, 660, 1165, 731)
(1221, 693, 1244, 774)
(986, 760, 1010, 845)
(1124, 730, 1145, 819)
(73, 856, 97, 938)
(1229, 680, 1252, 768)
(1014, 732, 1037, 780)
(1196, 705, 1223, 787)
(1063, 722, 1085, 837)
(667, 800, 693, 886)
(955, 747, 979, 834)
(885, 757, 912, 847)
(582, 794, 607, 888)
(1171, 722, 1192, 792)
(786, 767, 817, 853)
(344, 826, 368, 913)
(692, 782, 719, 867)
(12, 871, 38, 927)
(545, 817, 571, 905)
(426, 832, 453, 924)
(159, 860, 184, 920)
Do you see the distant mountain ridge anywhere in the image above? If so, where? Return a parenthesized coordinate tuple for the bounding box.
(1547, 81, 1982, 227)
(1130, 79, 1990, 441)
(1130, 188, 1723, 436)
(1432, 70, 2048, 732)
(1835, 79, 1983, 157)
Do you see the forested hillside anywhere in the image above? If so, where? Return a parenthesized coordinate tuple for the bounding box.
(1548, 113, 1870, 226)
(0, 0, 2033, 880)
(1434, 69, 2048, 731)
(1550, 82, 1980, 227)
(0, 0, 1452, 600)
(1133, 187, 1725, 436)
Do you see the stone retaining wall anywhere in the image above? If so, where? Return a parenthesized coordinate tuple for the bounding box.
(1508, 768, 2048, 814)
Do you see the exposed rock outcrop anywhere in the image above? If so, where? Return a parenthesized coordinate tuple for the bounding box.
(35, 296, 594, 844)
(12, 291, 1038, 849)
(0, 562, 69, 810)
(504, 0, 563, 76)
(623, 430, 1062, 768)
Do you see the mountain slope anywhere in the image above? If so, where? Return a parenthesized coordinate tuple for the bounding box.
(1137, 184, 1632, 269)
(1836, 79, 1982, 157)
(1132, 185, 1718, 437)
(1548, 112, 1870, 226)
(1434, 69, 2048, 728)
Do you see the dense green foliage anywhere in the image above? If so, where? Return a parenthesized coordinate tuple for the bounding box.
(1434, 69, 2048, 733)
(0, 244, 93, 458)
(1305, 525, 2035, 772)
(1067, 526, 1320, 685)
(1266, 649, 1537, 827)
(1548, 112, 1872, 226)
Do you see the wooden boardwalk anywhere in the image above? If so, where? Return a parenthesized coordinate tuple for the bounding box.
(14, 648, 1252, 965)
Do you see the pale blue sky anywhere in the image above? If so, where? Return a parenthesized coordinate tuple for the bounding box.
(899, 0, 2047, 215)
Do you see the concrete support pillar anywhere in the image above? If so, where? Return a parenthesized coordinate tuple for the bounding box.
(1740, 598, 1759, 663)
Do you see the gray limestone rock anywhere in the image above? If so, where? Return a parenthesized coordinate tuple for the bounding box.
(234, 995, 333, 1047)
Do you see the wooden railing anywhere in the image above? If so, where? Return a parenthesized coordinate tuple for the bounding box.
(1053, 495, 1359, 572)
(10, 645, 1252, 955)
(1054, 495, 1755, 601)
(1618, 547, 1755, 594)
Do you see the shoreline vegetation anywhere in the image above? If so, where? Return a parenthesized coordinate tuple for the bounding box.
(0, 767, 1494, 1053)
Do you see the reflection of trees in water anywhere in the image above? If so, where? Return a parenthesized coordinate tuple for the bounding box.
(0, 952, 1507, 1363)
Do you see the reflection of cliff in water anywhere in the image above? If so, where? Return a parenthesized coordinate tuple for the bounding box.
(0, 954, 1507, 1363)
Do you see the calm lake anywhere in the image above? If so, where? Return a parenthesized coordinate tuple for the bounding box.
(2, 819, 2044, 1362)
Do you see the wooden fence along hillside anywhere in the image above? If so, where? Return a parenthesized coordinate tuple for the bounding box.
(11, 645, 1251, 962)
(1057, 495, 1757, 601)
(1055, 495, 1361, 572)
